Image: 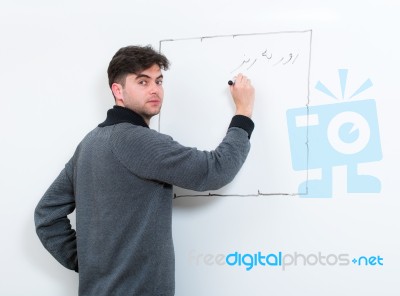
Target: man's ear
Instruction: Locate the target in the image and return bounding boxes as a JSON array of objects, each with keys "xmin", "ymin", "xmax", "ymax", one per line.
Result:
[{"xmin": 111, "ymin": 83, "xmax": 124, "ymax": 105}]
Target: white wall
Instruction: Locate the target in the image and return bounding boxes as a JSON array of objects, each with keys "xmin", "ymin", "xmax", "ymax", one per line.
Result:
[{"xmin": 1, "ymin": 1, "xmax": 399, "ymax": 295}]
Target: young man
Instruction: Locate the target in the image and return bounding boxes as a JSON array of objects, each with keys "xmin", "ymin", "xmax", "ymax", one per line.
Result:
[{"xmin": 34, "ymin": 45, "xmax": 255, "ymax": 295}]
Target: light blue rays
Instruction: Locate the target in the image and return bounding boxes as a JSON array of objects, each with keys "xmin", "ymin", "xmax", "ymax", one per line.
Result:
[
  {"xmin": 315, "ymin": 81, "xmax": 337, "ymax": 99},
  {"xmin": 315, "ymin": 69, "xmax": 373, "ymax": 100},
  {"xmin": 350, "ymin": 78, "xmax": 373, "ymax": 98},
  {"xmin": 339, "ymin": 69, "xmax": 348, "ymax": 98}
]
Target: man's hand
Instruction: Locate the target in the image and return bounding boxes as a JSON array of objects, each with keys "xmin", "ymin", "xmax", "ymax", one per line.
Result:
[{"xmin": 229, "ymin": 73, "xmax": 255, "ymax": 118}]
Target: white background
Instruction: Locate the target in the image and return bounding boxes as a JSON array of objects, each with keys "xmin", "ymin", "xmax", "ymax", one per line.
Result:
[{"xmin": 1, "ymin": 1, "xmax": 399, "ymax": 295}]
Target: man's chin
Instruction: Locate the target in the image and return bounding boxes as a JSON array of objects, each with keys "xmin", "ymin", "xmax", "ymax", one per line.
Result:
[{"xmin": 145, "ymin": 110, "xmax": 161, "ymax": 120}]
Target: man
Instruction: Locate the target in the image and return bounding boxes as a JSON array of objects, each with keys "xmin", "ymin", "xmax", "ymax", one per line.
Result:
[{"xmin": 34, "ymin": 45, "xmax": 255, "ymax": 295}]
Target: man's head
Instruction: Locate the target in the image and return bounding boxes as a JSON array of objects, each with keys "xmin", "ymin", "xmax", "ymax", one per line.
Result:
[
  {"xmin": 107, "ymin": 45, "xmax": 170, "ymax": 124},
  {"xmin": 108, "ymin": 45, "xmax": 169, "ymax": 89}
]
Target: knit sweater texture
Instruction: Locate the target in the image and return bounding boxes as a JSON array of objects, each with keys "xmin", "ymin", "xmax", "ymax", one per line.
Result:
[{"xmin": 34, "ymin": 106, "xmax": 254, "ymax": 296}]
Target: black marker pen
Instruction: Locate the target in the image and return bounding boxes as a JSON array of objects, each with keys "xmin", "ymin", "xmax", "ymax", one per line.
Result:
[{"xmin": 228, "ymin": 80, "xmax": 235, "ymax": 85}]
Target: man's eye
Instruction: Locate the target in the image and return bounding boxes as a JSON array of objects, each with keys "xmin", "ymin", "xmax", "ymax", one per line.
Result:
[
  {"xmin": 139, "ymin": 80, "xmax": 147, "ymax": 85},
  {"xmin": 156, "ymin": 80, "xmax": 163, "ymax": 85}
]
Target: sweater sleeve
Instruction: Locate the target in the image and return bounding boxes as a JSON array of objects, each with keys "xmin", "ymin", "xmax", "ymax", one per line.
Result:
[
  {"xmin": 111, "ymin": 118, "xmax": 253, "ymax": 191},
  {"xmin": 34, "ymin": 158, "xmax": 78, "ymax": 272}
]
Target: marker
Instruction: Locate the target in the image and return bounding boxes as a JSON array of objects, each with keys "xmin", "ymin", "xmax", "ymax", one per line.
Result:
[{"xmin": 228, "ymin": 80, "xmax": 235, "ymax": 85}]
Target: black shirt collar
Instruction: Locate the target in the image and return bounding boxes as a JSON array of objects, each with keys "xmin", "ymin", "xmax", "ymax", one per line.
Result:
[{"xmin": 98, "ymin": 105, "xmax": 149, "ymax": 128}]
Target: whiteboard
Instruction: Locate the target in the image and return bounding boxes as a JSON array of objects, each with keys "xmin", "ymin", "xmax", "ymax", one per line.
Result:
[{"xmin": 157, "ymin": 31, "xmax": 311, "ymax": 196}]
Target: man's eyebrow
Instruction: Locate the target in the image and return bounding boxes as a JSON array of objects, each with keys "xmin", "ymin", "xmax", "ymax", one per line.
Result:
[{"xmin": 135, "ymin": 74, "xmax": 164, "ymax": 80}]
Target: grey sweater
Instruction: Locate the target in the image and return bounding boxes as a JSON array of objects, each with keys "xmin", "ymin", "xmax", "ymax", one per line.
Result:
[{"xmin": 34, "ymin": 106, "xmax": 254, "ymax": 296}]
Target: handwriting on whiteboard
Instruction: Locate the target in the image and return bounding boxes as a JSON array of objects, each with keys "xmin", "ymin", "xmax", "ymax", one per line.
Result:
[{"xmin": 230, "ymin": 49, "xmax": 300, "ymax": 73}]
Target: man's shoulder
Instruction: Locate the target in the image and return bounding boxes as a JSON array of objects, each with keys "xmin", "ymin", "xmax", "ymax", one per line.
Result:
[
  {"xmin": 111, "ymin": 123, "xmax": 173, "ymax": 139},
  {"xmin": 108, "ymin": 123, "xmax": 173, "ymax": 150}
]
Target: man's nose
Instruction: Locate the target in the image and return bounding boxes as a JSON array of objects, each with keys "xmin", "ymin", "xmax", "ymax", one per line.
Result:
[{"xmin": 150, "ymin": 81, "xmax": 161, "ymax": 94}]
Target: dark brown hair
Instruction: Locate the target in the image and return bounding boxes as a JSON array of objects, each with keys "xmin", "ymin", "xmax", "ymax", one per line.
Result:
[{"xmin": 107, "ymin": 45, "xmax": 170, "ymax": 88}]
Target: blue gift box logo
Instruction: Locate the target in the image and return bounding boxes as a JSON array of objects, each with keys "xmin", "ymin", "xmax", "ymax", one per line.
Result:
[{"xmin": 286, "ymin": 69, "xmax": 382, "ymax": 198}]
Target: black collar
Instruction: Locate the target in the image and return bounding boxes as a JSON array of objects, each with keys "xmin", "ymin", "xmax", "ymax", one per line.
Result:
[{"xmin": 98, "ymin": 106, "xmax": 149, "ymax": 128}]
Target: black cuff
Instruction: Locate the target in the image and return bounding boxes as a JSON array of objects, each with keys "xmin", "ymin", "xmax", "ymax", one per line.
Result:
[{"xmin": 228, "ymin": 115, "xmax": 255, "ymax": 139}]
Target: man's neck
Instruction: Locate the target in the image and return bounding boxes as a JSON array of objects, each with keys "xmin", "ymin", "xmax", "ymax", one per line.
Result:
[{"xmin": 98, "ymin": 106, "xmax": 149, "ymax": 128}]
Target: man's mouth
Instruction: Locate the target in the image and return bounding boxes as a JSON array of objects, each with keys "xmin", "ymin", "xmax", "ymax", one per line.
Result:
[{"xmin": 148, "ymin": 97, "xmax": 161, "ymax": 104}]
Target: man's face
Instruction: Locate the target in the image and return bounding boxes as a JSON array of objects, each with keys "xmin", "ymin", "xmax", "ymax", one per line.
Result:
[{"xmin": 113, "ymin": 64, "xmax": 164, "ymax": 124}]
